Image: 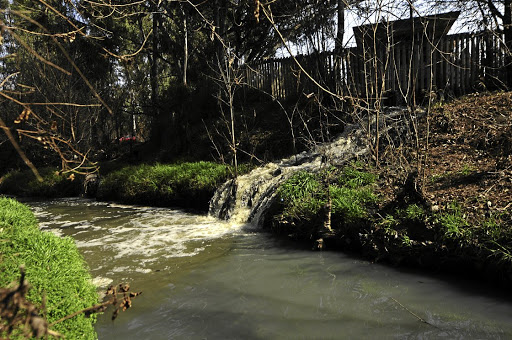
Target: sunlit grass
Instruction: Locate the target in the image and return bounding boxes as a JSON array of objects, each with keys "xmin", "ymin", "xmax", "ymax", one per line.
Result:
[
  {"xmin": 277, "ymin": 164, "xmax": 378, "ymax": 226},
  {"xmin": 0, "ymin": 198, "xmax": 98, "ymax": 339},
  {"xmin": 97, "ymin": 161, "xmax": 230, "ymax": 209}
]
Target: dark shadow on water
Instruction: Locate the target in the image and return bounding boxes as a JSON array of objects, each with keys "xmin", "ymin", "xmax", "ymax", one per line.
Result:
[{"xmin": 244, "ymin": 227, "xmax": 512, "ymax": 304}]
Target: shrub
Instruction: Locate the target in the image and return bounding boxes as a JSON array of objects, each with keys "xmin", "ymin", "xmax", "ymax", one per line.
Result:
[
  {"xmin": 0, "ymin": 168, "xmax": 81, "ymax": 197},
  {"xmin": 0, "ymin": 198, "xmax": 98, "ymax": 339}
]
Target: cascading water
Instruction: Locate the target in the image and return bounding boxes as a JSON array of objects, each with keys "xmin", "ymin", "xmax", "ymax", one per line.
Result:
[
  {"xmin": 209, "ymin": 108, "xmax": 418, "ymax": 226},
  {"xmin": 208, "ymin": 120, "xmax": 369, "ymax": 226}
]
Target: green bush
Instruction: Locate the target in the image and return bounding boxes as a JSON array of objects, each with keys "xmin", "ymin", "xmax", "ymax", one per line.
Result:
[
  {"xmin": 0, "ymin": 198, "xmax": 98, "ymax": 339},
  {"xmin": 97, "ymin": 162, "xmax": 230, "ymax": 209},
  {"xmin": 0, "ymin": 168, "xmax": 81, "ymax": 197}
]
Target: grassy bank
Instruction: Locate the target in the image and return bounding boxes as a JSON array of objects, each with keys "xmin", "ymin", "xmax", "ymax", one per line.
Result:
[
  {"xmin": 0, "ymin": 197, "xmax": 98, "ymax": 339},
  {"xmin": 271, "ymin": 165, "xmax": 378, "ymax": 240},
  {"xmin": 270, "ymin": 164, "xmax": 512, "ymax": 283},
  {"xmin": 268, "ymin": 91, "xmax": 512, "ymax": 284},
  {"xmin": 96, "ymin": 162, "xmax": 231, "ymax": 210},
  {"xmin": 0, "ymin": 162, "xmax": 233, "ymax": 211}
]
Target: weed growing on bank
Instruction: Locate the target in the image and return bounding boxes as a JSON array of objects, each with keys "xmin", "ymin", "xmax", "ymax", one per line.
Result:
[
  {"xmin": 97, "ymin": 162, "xmax": 231, "ymax": 210},
  {"xmin": 0, "ymin": 198, "xmax": 98, "ymax": 339},
  {"xmin": 272, "ymin": 160, "xmax": 512, "ymax": 282},
  {"xmin": 275, "ymin": 164, "xmax": 378, "ymax": 238}
]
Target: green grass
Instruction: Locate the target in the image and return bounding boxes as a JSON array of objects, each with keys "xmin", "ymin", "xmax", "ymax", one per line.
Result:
[
  {"xmin": 0, "ymin": 168, "xmax": 81, "ymax": 197},
  {"xmin": 97, "ymin": 161, "xmax": 230, "ymax": 209},
  {"xmin": 404, "ymin": 204, "xmax": 425, "ymax": 221},
  {"xmin": 277, "ymin": 165, "xmax": 378, "ymax": 227},
  {"xmin": 431, "ymin": 164, "xmax": 476, "ymax": 184},
  {"xmin": 337, "ymin": 165, "xmax": 377, "ymax": 188},
  {"xmin": 330, "ymin": 185, "xmax": 377, "ymax": 222},
  {"xmin": 437, "ymin": 201, "xmax": 469, "ymax": 239},
  {"xmin": 0, "ymin": 197, "xmax": 98, "ymax": 339},
  {"xmin": 278, "ymin": 171, "xmax": 325, "ymax": 219}
]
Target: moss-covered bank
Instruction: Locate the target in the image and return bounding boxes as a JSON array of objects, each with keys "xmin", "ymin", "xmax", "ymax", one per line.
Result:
[{"xmin": 0, "ymin": 197, "xmax": 98, "ymax": 339}]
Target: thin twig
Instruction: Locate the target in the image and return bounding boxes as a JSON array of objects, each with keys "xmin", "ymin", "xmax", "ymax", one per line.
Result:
[
  {"xmin": 0, "ymin": 118, "xmax": 42, "ymax": 181},
  {"xmin": 391, "ymin": 297, "xmax": 440, "ymax": 329}
]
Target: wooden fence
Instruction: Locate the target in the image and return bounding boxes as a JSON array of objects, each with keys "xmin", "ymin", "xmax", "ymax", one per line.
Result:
[{"xmin": 242, "ymin": 31, "xmax": 509, "ymax": 104}]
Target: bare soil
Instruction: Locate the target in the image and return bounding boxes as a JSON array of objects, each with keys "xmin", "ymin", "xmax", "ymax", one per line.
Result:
[
  {"xmin": 424, "ymin": 92, "xmax": 512, "ymax": 223},
  {"xmin": 376, "ymin": 91, "xmax": 512, "ymax": 227}
]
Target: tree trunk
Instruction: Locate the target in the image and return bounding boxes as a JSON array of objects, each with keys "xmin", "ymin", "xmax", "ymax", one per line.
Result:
[
  {"xmin": 151, "ymin": 11, "xmax": 158, "ymax": 118},
  {"xmin": 334, "ymin": 0, "xmax": 345, "ymax": 93},
  {"xmin": 149, "ymin": 8, "xmax": 165, "ymax": 150},
  {"xmin": 180, "ymin": 3, "xmax": 188, "ymax": 87},
  {"xmin": 504, "ymin": 0, "xmax": 512, "ymax": 88},
  {"xmin": 335, "ymin": 0, "xmax": 345, "ymax": 53}
]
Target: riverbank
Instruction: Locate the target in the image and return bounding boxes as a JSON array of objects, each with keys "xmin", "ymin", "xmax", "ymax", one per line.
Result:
[
  {"xmin": 1, "ymin": 92, "xmax": 511, "ymax": 286},
  {"xmin": 0, "ymin": 161, "xmax": 236, "ymax": 211},
  {"xmin": 267, "ymin": 92, "xmax": 512, "ymax": 284},
  {"xmin": 0, "ymin": 197, "xmax": 98, "ymax": 338}
]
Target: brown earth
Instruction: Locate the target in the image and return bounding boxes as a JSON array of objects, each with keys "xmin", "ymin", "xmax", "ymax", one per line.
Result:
[
  {"xmin": 377, "ymin": 91, "xmax": 512, "ymax": 227},
  {"xmin": 424, "ymin": 92, "xmax": 512, "ymax": 224}
]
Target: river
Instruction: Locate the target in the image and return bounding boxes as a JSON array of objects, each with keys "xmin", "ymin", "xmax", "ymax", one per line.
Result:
[{"xmin": 28, "ymin": 198, "xmax": 512, "ymax": 339}]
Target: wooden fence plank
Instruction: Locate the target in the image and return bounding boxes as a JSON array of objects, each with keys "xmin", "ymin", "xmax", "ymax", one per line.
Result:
[{"xmin": 241, "ymin": 30, "xmax": 506, "ymax": 104}]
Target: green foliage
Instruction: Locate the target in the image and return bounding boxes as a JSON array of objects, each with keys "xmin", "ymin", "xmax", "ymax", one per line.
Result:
[
  {"xmin": 459, "ymin": 164, "xmax": 475, "ymax": 176},
  {"xmin": 277, "ymin": 165, "xmax": 377, "ymax": 225},
  {"xmin": 0, "ymin": 198, "xmax": 98, "ymax": 339},
  {"xmin": 431, "ymin": 164, "xmax": 476, "ymax": 183},
  {"xmin": 379, "ymin": 214, "xmax": 399, "ymax": 229},
  {"xmin": 279, "ymin": 171, "xmax": 322, "ymax": 203},
  {"xmin": 337, "ymin": 165, "xmax": 377, "ymax": 188},
  {"xmin": 278, "ymin": 171, "xmax": 325, "ymax": 219},
  {"xmin": 438, "ymin": 202, "xmax": 469, "ymax": 239},
  {"xmin": 481, "ymin": 216, "xmax": 505, "ymax": 239},
  {"xmin": 0, "ymin": 168, "xmax": 81, "ymax": 197},
  {"xmin": 404, "ymin": 204, "xmax": 425, "ymax": 221},
  {"xmin": 97, "ymin": 162, "xmax": 230, "ymax": 209},
  {"xmin": 401, "ymin": 234, "xmax": 413, "ymax": 248},
  {"xmin": 330, "ymin": 186, "xmax": 377, "ymax": 222}
]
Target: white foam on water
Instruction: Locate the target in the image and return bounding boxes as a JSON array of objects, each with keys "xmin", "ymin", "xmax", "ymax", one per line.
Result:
[
  {"xmin": 91, "ymin": 276, "xmax": 113, "ymax": 288},
  {"xmin": 96, "ymin": 213, "xmax": 242, "ymax": 260},
  {"xmin": 28, "ymin": 199, "xmax": 247, "ymax": 274}
]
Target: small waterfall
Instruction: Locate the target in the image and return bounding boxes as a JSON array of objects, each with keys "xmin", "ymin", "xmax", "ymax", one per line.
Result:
[
  {"xmin": 209, "ymin": 108, "xmax": 415, "ymax": 226},
  {"xmin": 209, "ymin": 122, "xmax": 369, "ymax": 226}
]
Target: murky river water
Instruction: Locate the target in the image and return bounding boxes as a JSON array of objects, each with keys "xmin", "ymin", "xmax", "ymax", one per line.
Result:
[{"xmin": 28, "ymin": 198, "xmax": 512, "ymax": 339}]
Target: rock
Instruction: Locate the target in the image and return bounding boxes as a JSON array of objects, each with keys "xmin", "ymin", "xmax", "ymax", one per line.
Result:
[{"xmin": 84, "ymin": 174, "xmax": 100, "ymax": 198}]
